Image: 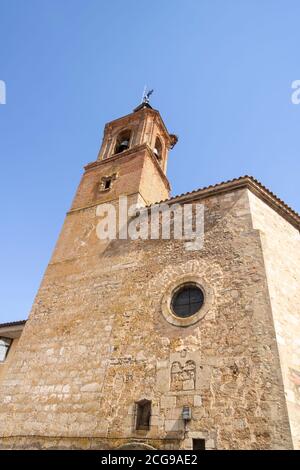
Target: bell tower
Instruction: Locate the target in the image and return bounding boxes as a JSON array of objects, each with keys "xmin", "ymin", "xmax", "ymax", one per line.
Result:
[{"xmin": 71, "ymin": 101, "xmax": 177, "ymax": 211}]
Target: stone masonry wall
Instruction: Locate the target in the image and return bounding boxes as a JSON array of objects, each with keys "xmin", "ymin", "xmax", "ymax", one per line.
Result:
[
  {"xmin": 249, "ymin": 191, "xmax": 300, "ymax": 449},
  {"xmin": 0, "ymin": 188, "xmax": 293, "ymax": 449}
]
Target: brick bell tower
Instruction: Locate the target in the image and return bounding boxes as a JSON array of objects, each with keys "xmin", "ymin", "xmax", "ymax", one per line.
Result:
[{"xmin": 71, "ymin": 100, "xmax": 178, "ymax": 212}]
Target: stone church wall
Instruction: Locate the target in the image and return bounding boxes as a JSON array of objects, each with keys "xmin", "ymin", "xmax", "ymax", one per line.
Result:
[
  {"xmin": 0, "ymin": 188, "xmax": 293, "ymax": 449},
  {"xmin": 249, "ymin": 191, "xmax": 300, "ymax": 449}
]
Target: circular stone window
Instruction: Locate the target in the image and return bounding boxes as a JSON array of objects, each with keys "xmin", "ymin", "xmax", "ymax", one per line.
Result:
[
  {"xmin": 161, "ymin": 274, "xmax": 213, "ymax": 327},
  {"xmin": 171, "ymin": 284, "xmax": 204, "ymax": 318}
]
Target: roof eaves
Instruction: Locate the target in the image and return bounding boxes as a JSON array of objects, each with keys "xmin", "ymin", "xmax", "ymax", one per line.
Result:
[
  {"xmin": 0, "ymin": 320, "xmax": 27, "ymax": 329},
  {"xmin": 147, "ymin": 176, "xmax": 300, "ymax": 230}
]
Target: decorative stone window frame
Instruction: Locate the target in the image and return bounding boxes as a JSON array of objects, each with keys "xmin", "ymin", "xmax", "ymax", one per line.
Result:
[
  {"xmin": 135, "ymin": 398, "xmax": 152, "ymax": 431},
  {"xmin": 161, "ymin": 274, "xmax": 213, "ymax": 327},
  {"xmin": 99, "ymin": 173, "xmax": 117, "ymax": 192}
]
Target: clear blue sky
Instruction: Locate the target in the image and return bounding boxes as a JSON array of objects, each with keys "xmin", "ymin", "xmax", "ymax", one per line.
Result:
[{"xmin": 0, "ymin": 0, "xmax": 300, "ymax": 323}]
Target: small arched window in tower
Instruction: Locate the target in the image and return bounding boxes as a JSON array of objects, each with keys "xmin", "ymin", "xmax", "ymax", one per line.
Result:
[
  {"xmin": 153, "ymin": 136, "xmax": 162, "ymax": 162},
  {"xmin": 115, "ymin": 129, "xmax": 132, "ymax": 154},
  {"xmin": 135, "ymin": 399, "xmax": 151, "ymax": 431}
]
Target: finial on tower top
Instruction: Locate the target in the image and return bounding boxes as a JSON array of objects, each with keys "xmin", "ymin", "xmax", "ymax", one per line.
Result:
[
  {"xmin": 142, "ymin": 87, "xmax": 154, "ymax": 104},
  {"xmin": 133, "ymin": 86, "xmax": 154, "ymax": 112}
]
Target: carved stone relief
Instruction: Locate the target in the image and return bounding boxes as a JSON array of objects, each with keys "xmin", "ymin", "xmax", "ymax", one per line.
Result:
[{"xmin": 170, "ymin": 360, "xmax": 196, "ymax": 391}]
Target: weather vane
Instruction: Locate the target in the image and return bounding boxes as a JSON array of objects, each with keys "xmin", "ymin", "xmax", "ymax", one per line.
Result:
[{"xmin": 142, "ymin": 86, "xmax": 154, "ymax": 104}]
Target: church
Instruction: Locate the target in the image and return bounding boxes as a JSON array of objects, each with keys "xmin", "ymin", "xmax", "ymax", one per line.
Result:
[{"xmin": 0, "ymin": 99, "xmax": 300, "ymax": 450}]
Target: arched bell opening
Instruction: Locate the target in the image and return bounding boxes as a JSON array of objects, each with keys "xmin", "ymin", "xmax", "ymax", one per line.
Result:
[
  {"xmin": 115, "ymin": 129, "xmax": 132, "ymax": 154},
  {"xmin": 153, "ymin": 136, "xmax": 163, "ymax": 162}
]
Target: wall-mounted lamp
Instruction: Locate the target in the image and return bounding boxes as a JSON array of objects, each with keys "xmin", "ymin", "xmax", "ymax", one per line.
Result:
[{"xmin": 182, "ymin": 405, "xmax": 192, "ymax": 421}]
